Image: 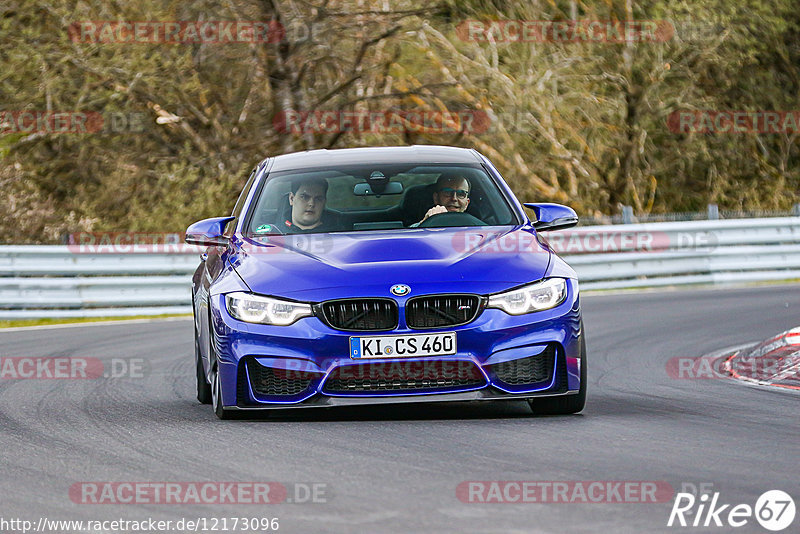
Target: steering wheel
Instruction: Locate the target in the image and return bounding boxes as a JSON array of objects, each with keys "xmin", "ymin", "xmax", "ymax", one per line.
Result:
[{"xmin": 418, "ymin": 211, "xmax": 485, "ymax": 228}]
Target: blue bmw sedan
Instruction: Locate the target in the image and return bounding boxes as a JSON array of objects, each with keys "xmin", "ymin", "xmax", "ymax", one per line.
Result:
[{"xmin": 186, "ymin": 145, "xmax": 585, "ymax": 419}]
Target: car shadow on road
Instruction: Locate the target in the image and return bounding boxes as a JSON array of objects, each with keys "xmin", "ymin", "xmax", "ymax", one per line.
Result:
[
  {"xmin": 209, "ymin": 400, "xmax": 588, "ymax": 423},
  {"xmin": 180, "ymin": 390, "xmax": 717, "ymax": 423}
]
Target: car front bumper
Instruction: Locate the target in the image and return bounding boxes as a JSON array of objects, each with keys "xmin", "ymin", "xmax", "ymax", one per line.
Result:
[{"xmin": 210, "ymin": 279, "xmax": 583, "ymax": 409}]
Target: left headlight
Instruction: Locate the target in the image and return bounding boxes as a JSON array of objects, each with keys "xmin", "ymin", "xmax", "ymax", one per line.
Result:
[
  {"xmin": 225, "ymin": 292, "xmax": 312, "ymax": 325},
  {"xmin": 487, "ymin": 278, "xmax": 568, "ymax": 315}
]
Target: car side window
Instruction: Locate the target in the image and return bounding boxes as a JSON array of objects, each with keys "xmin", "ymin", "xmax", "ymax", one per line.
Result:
[{"xmin": 224, "ymin": 168, "xmax": 258, "ymax": 236}]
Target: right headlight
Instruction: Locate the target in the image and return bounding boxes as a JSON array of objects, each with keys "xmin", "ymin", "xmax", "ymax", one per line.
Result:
[
  {"xmin": 225, "ymin": 292, "xmax": 312, "ymax": 326},
  {"xmin": 487, "ymin": 278, "xmax": 568, "ymax": 315}
]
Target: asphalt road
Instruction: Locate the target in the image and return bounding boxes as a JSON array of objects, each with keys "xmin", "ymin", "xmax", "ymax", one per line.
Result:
[{"xmin": 0, "ymin": 285, "xmax": 798, "ymax": 533}]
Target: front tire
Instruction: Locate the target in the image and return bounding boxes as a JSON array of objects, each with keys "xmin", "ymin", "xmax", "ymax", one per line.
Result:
[
  {"xmin": 529, "ymin": 324, "xmax": 587, "ymax": 415},
  {"xmin": 195, "ymin": 337, "xmax": 212, "ymax": 405},
  {"xmin": 211, "ymin": 365, "xmax": 233, "ymax": 420}
]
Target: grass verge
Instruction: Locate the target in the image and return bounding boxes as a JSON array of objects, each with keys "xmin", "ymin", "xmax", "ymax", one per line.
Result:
[{"xmin": 0, "ymin": 314, "xmax": 192, "ymax": 329}]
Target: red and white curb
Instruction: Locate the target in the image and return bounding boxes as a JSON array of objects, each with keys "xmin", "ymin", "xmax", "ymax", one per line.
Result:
[{"xmin": 723, "ymin": 327, "xmax": 800, "ymax": 391}]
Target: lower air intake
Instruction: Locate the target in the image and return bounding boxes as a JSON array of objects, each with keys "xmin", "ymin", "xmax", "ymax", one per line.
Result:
[
  {"xmin": 245, "ymin": 358, "xmax": 319, "ymax": 398},
  {"xmin": 323, "ymin": 360, "xmax": 486, "ymax": 394},
  {"xmin": 490, "ymin": 345, "xmax": 556, "ymax": 387}
]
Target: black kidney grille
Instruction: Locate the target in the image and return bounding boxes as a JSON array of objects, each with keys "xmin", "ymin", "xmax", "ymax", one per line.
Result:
[
  {"xmin": 491, "ymin": 346, "xmax": 556, "ymax": 386},
  {"xmin": 323, "ymin": 360, "xmax": 485, "ymax": 393},
  {"xmin": 246, "ymin": 358, "xmax": 319, "ymax": 397},
  {"xmin": 320, "ymin": 299, "xmax": 398, "ymax": 331},
  {"xmin": 406, "ymin": 294, "xmax": 482, "ymax": 329}
]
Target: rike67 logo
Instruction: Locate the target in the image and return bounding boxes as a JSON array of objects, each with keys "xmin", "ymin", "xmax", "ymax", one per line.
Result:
[{"xmin": 668, "ymin": 489, "xmax": 795, "ymax": 531}]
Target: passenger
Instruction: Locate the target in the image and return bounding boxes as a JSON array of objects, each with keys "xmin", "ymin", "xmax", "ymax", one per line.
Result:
[
  {"xmin": 411, "ymin": 174, "xmax": 471, "ymax": 227},
  {"xmin": 282, "ymin": 178, "xmax": 330, "ymax": 233}
]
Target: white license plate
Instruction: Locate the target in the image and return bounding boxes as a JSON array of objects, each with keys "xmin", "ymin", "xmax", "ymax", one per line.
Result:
[{"xmin": 349, "ymin": 332, "xmax": 457, "ymax": 359}]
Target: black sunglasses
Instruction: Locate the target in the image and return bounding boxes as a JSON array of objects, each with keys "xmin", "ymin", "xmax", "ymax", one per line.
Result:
[{"xmin": 437, "ymin": 187, "xmax": 469, "ymax": 199}]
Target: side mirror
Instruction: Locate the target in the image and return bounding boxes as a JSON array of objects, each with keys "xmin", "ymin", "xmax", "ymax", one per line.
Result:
[
  {"xmin": 185, "ymin": 216, "xmax": 236, "ymax": 246},
  {"xmin": 523, "ymin": 203, "xmax": 579, "ymax": 232}
]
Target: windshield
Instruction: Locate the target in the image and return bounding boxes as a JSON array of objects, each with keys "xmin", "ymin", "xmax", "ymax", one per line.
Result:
[{"xmin": 245, "ymin": 163, "xmax": 517, "ymax": 235}]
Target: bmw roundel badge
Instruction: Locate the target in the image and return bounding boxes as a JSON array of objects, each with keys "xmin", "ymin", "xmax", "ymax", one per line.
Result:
[{"xmin": 390, "ymin": 284, "xmax": 411, "ymax": 297}]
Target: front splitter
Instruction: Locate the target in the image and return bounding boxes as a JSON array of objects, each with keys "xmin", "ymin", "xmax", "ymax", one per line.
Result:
[{"xmin": 230, "ymin": 388, "xmax": 580, "ymax": 410}]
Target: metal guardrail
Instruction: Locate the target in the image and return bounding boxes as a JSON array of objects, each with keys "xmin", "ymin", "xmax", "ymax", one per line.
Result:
[
  {"xmin": 1, "ymin": 217, "xmax": 799, "ymax": 318},
  {"xmin": 0, "ymin": 246, "xmax": 199, "ymax": 318},
  {"xmin": 579, "ymin": 203, "xmax": 800, "ymax": 225},
  {"xmin": 555, "ymin": 217, "xmax": 800, "ymax": 290}
]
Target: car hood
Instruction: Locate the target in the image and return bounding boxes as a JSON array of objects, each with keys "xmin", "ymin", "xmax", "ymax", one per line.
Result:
[{"xmin": 231, "ymin": 227, "xmax": 554, "ymax": 301}]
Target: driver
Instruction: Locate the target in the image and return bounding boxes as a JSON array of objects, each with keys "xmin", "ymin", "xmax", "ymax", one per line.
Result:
[
  {"xmin": 411, "ymin": 174, "xmax": 471, "ymax": 227},
  {"xmin": 282, "ymin": 178, "xmax": 330, "ymax": 233}
]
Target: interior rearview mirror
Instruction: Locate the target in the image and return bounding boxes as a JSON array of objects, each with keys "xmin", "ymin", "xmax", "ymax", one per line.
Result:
[{"xmin": 353, "ymin": 182, "xmax": 404, "ymax": 196}]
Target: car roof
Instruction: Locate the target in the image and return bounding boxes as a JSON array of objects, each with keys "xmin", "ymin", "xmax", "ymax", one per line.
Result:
[{"xmin": 268, "ymin": 145, "xmax": 482, "ymax": 173}]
